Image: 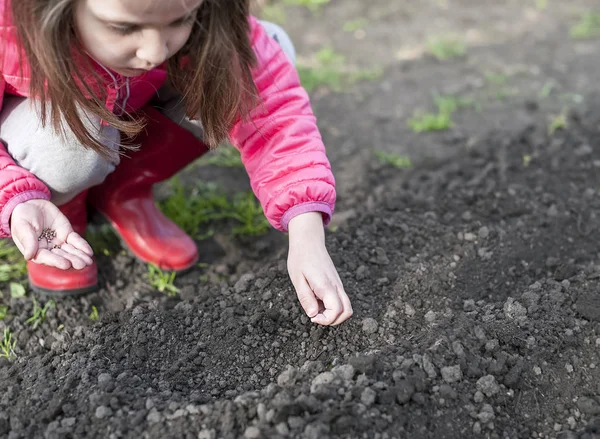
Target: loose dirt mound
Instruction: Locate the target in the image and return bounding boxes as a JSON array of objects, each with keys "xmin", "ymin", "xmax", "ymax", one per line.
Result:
[{"xmin": 2, "ymin": 107, "xmax": 600, "ymax": 438}]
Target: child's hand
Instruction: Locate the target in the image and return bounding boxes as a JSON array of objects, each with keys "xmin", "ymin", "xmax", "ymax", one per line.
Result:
[
  {"xmin": 287, "ymin": 212, "xmax": 353, "ymax": 326},
  {"xmin": 11, "ymin": 199, "xmax": 93, "ymax": 270}
]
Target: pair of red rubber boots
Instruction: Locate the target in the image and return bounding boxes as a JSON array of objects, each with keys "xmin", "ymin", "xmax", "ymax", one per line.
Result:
[{"xmin": 28, "ymin": 107, "xmax": 209, "ymax": 295}]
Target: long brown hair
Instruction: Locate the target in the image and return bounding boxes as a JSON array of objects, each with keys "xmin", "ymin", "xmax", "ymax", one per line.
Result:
[{"xmin": 8, "ymin": 0, "xmax": 258, "ymax": 157}]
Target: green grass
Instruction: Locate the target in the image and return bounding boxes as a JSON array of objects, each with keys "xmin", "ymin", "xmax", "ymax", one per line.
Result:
[
  {"xmin": 343, "ymin": 19, "xmax": 368, "ymax": 32},
  {"xmin": 89, "ymin": 306, "xmax": 99, "ymax": 322},
  {"xmin": 86, "ymin": 224, "xmax": 122, "ymax": 256},
  {"xmin": 10, "ymin": 282, "xmax": 26, "ymax": 298},
  {"xmin": 570, "ymin": 13, "xmax": 600, "ymax": 40},
  {"xmin": 374, "ymin": 151, "xmax": 413, "ymax": 169},
  {"xmin": 484, "ymin": 72, "xmax": 509, "ymax": 86},
  {"xmin": 408, "ymin": 94, "xmax": 473, "ymax": 132},
  {"xmin": 0, "ymin": 305, "xmax": 7, "ymax": 320},
  {"xmin": 298, "ymin": 47, "xmax": 382, "ymax": 92},
  {"xmin": 548, "ymin": 112, "xmax": 568, "ymax": 135},
  {"xmin": 283, "ymin": 0, "xmax": 329, "ymax": 12},
  {"xmin": 148, "ymin": 264, "xmax": 179, "ymax": 296},
  {"xmin": 0, "ymin": 240, "xmax": 27, "ymax": 283},
  {"xmin": 0, "ymin": 328, "xmax": 16, "ymax": 361},
  {"xmin": 197, "ymin": 144, "xmax": 243, "ymax": 168},
  {"xmin": 426, "ymin": 36, "xmax": 466, "ymax": 61},
  {"xmin": 160, "ymin": 178, "xmax": 270, "ymax": 239},
  {"xmin": 26, "ymin": 297, "xmax": 53, "ymax": 330},
  {"xmin": 260, "ymin": 4, "xmax": 287, "ymax": 24}
]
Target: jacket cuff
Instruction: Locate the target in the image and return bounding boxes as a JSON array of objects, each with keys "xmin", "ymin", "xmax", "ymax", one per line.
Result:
[
  {"xmin": 280, "ymin": 201, "xmax": 333, "ymax": 232},
  {"xmin": 0, "ymin": 190, "xmax": 51, "ymax": 237}
]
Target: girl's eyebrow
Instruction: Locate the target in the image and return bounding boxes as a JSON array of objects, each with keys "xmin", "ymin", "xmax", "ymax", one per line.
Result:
[{"xmin": 94, "ymin": 4, "xmax": 201, "ymax": 26}]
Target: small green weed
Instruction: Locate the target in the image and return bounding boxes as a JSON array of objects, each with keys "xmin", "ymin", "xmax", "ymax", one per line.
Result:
[
  {"xmin": 0, "ymin": 240, "xmax": 27, "ymax": 283},
  {"xmin": 26, "ymin": 297, "xmax": 54, "ymax": 330},
  {"xmin": 408, "ymin": 94, "xmax": 473, "ymax": 133},
  {"xmin": 0, "ymin": 305, "xmax": 7, "ymax": 320},
  {"xmin": 0, "ymin": 328, "xmax": 16, "ymax": 361},
  {"xmin": 283, "ymin": 0, "xmax": 329, "ymax": 13},
  {"xmin": 535, "ymin": 0, "xmax": 548, "ymax": 10},
  {"xmin": 298, "ymin": 47, "xmax": 382, "ymax": 92},
  {"xmin": 160, "ymin": 178, "xmax": 269, "ymax": 239},
  {"xmin": 86, "ymin": 224, "xmax": 122, "ymax": 256},
  {"xmin": 374, "ymin": 151, "xmax": 413, "ymax": 169},
  {"xmin": 89, "ymin": 306, "xmax": 99, "ymax": 322},
  {"xmin": 260, "ymin": 4, "xmax": 287, "ymax": 24},
  {"xmin": 229, "ymin": 192, "xmax": 271, "ymax": 236},
  {"xmin": 548, "ymin": 112, "xmax": 568, "ymax": 135},
  {"xmin": 343, "ymin": 19, "xmax": 368, "ymax": 32},
  {"xmin": 484, "ymin": 72, "xmax": 509, "ymax": 86},
  {"xmin": 10, "ymin": 282, "xmax": 26, "ymax": 299},
  {"xmin": 198, "ymin": 144, "xmax": 243, "ymax": 168},
  {"xmin": 523, "ymin": 154, "xmax": 533, "ymax": 167},
  {"xmin": 570, "ymin": 13, "xmax": 600, "ymax": 40},
  {"xmin": 148, "ymin": 264, "xmax": 179, "ymax": 296},
  {"xmin": 426, "ymin": 36, "xmax": 466, "ymax": 61},
  {"xmin": 539, "ymin": 80, "xmax": 557, "ymax": 98}
]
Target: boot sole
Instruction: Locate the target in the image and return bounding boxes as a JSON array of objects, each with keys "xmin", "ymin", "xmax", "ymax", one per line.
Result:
[{"xmin": 29, "ymin": 280, "xmax": 99, "ymax": 297}]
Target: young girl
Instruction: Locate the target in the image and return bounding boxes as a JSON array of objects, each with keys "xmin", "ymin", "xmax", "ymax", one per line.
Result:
[{"xmin": 0, "ymin": 0, "xmax": 353, "ymax": 326}]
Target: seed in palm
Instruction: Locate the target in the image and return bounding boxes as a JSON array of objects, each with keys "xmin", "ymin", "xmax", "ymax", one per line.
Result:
[{"xmin": 38, "ymin": 228, "xmax": 56, "ymax": 244}]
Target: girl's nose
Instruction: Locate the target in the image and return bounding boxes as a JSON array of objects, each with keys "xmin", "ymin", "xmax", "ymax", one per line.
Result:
[{"xmin": 136, "ymin": 30, "xmax": 169, "ymax": 68}]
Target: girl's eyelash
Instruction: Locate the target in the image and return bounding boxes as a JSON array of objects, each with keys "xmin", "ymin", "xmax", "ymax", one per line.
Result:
[
  {"xmin": 110, "ymin": 25, "xmax": 138, "ymax": 35},
  {"xmin": 110, "ymin": 14, "xmax": 195, "ymax": 35}
]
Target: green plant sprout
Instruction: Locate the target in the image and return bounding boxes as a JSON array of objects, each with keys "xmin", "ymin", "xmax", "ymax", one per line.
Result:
[
  {"xmin": 0, "ymin": 328, "xmax": 16, "ymax": 361},
  {"xmin": 374, "ymin": 151, "xmax": 413, "ymax": 169},
  {"xmin": 283, "ymin": 0, "xmax": 329, "ymax": 13},
  {"xmin": 548, "ymin": 112, "xmax": 568, "ymax": 135},
  {"xmin": 10, "ymin": 282, "xmax": 26, "ymax": 299},
  {"xmin": 426, "ymin": 36, "xmax": 466, "ymax": 60},
  {"xmin": 160, "ymin": 178, "xmax": 269, "ymax": 239},
  {"xmin": 408, "ymin": 94, "xmax": 473, "ymax": 132},
  {"xmin": 523, "ymin": 155, "xmax": 533, "ymax": 167},
  {"xmin": 148, "ymin": 264, "xmax": 179, "ymax": 296},
  {"xmin": 0, "ymin": 240, "xmax": 27, "ymax": 283},
  {"xmin": 570, "ymin": 13, "xmax": 600, "ymax": 40},
  {"xmin": 297, "ymin": 47, "xmax": 382, "ymax": 92},
  {"xmin": 343, "ymin": 19, "xmax": 368, "ymax": 32},
  {"xmin": 0, "ymin": 305, "xmax": 7, "ymax": 321},
  {"xmin": 26, "ymin": 297, "xmax": 54, "ymax": 329},
  {"xmin": 260, "ymin": 4, "xmax": 287, "ymax": 24},
  {"xmin": 89, "ymin": 306, "xmax": 99, "ymax": 322}
]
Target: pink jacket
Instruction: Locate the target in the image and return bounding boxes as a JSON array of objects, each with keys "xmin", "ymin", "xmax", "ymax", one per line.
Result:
[{"xmin": 0, "ymin": 7, "xmax": 335, "ymax": 237}]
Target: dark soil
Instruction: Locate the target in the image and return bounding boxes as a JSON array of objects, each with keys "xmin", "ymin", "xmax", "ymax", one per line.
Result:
[{"xmin": 2, "ymin": 1, "xmax": 600, "ymax": 438}]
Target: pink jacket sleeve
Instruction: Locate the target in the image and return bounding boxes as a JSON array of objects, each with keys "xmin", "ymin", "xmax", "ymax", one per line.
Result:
[
  {"xmin": 228, "ymin": 17, "xmax": 336, "ymax": 232},
  {"xmin": 0, "ymin": 77, "xmax": 52, "ymax": 238}
]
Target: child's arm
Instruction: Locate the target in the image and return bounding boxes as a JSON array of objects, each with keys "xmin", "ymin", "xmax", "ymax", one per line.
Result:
[
  {"xmin": 229, "ymin": 17, "xmax": 335, "ymax": 232},
  {"xmin": 0, "ymin": 80, "xmax": 93, "ymax": 268},
  {"xmin": 229, "ymin": 17, "xmax": 352, "ymax": 325}
]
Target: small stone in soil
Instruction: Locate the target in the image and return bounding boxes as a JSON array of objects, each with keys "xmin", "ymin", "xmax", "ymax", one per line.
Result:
[
  {"xmin": 362, "ymin": 318, "xmax": 379, "ymax": 334},
  {"xmin": 477, "ymin": 375, "xmax": 500, "ymax": 397},
  {"xmin": 441, "ymin": 365, "xmax": 463, "ymax": 384}
]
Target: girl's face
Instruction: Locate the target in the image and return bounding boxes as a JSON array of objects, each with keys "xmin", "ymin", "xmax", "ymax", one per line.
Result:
[{"xmin": 74, "ymin": 0, "xmax": 202, "ymax": 76}]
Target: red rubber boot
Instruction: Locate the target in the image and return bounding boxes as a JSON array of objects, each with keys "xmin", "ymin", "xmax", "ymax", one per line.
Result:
[
  {"xmin": 28, "ymin": 190, "xmax": 98, "ymax": 296},
  {"xmin": 88, "ymin": 106, "xmax": 209, "ymax": 271}
]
